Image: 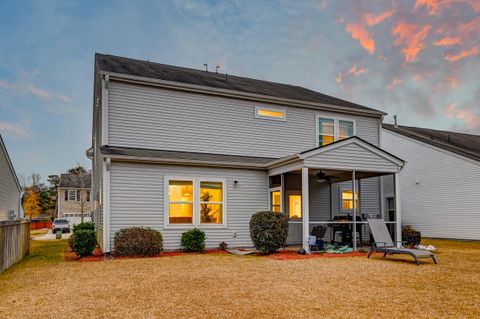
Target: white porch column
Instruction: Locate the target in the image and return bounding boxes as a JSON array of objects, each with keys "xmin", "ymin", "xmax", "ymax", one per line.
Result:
[
  {"xmin": 301, "ymin": 167, "xmax": 310, "ymax": 252},
  {"xmin": 394, "ymin": 172, "xmax": 402, "ymax": 247},
  {"xmin": 352, "ymin": 170, "xmax": 357, "ymax": 251}
]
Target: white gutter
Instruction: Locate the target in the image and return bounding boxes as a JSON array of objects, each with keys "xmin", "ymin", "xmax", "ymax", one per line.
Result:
[{"xmin": 100, "ymin": 71, "xmax": 386, "ymax": 118}]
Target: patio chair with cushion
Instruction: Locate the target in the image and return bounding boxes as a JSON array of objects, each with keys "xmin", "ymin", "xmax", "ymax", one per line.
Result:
[{"xmin": 367, "ymin": 219, "xmax": 437, "ymax": 266}]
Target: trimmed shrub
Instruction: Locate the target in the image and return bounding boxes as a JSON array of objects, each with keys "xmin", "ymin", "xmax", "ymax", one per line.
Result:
[
  {"xmin": 181, "ymin": 228, "xmax": 206, "ymax": 252},
  {"xmin": 249, "ymin": 211, "xmax": 289, "ymax": 254},
  {"xmin": 402, "ymin": 225, "xmax": 421, "ymax": 247},
  {"xmin": 114, "ymin": 227, "xmax": 163, "ymax": 256},
  {"xmin": 73, "ymin": 221, "xmax": 95, "ymax": 233},
  {"xmin": 71, "ymin": 230, "xmax": 97, "ymax": 257}
]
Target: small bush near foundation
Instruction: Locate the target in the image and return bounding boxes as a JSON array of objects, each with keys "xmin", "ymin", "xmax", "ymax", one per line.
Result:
[
  {"xmin": 250, "ymin": 211, "xmax": 289, "ymax": 254},
  {"xmin": 73, "ymin": 221, "xmax": 95, "ymax": 233},
  {"xmin": 71, "ymin": 230, "xmax": 97, "ymax": 257},
  {"xmin": 402, "ymin": 225, "xmax": 421, "ymax": 247},
  {"xmin": 219, "ymin": 241, "xmax": 228, "ymax": 250},
  {"xmin": 181, "ymin": 228, "xmax": 206, "ymax": 252},
  {"xmin": 114, "ymin": 227, "xmax": 163, "ymax": 256}
]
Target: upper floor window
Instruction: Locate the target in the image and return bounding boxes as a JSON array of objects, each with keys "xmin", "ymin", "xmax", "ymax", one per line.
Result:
[
  {"xmin": 255, "ymin": 106, "xmax": 286, "ymax": 121},
  {"xmin": 65, "ymin": 190, "xmax": 78, "ymax": 201},
  {"xmin": 317, "ymin": 115, "xmax": 355, "ymax": 147}
]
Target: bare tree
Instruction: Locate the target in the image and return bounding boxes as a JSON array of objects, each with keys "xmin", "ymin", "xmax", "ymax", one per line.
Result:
[{"xmin": 69, "ymin": 164, "xmax": 91, "ymax": 223}]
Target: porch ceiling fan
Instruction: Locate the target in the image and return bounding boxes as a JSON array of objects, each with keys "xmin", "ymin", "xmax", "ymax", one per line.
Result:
[{"xmin": 311, "ymin": 171, "xmax": 340, "ymax": 183}]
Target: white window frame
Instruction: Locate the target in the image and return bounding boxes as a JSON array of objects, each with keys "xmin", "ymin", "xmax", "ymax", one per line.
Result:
[
  {"xmin": 285, "ymin": 190, "xmax": 302, "ymax": 219},
  {"xmin": 255, "ymin": 106, "xmax": 286, "ymax": 121},
  {"xmin": 339, "ymin": 187, "xmax": 359, "ymax": 213},
  {"xmin": 164, "ymin": 176, "xmax": 227, "ymax": 229},
  {"xmin": 268, "ymin": 186, "xmax": 282, "ymax": 212},
  {"xmin": 67, "ymin": 190, "xmax": 77, "ymax": 201},
  {"xmin": 315, "ymin": 113, "xmax": 356, "ymax": 147}
]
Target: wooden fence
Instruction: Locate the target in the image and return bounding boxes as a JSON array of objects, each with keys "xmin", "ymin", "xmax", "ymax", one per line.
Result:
[{"xmin": 0, "ymin": 219, "xmax": 30, "ymax": 273}]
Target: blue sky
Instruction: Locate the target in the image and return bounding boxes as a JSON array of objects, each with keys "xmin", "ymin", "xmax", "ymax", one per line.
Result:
[{"xmin": 0, "ymin": 0, "xmax": 479, "ymax": 181}]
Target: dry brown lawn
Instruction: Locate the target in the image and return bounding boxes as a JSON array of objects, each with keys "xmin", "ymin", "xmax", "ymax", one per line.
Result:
[{"xmin": 1, "ymin": 239, "xmax": 479, "ymax": 319}]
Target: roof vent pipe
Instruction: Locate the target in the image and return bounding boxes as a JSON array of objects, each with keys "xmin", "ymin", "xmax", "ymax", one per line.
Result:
[
  {"xmin": 203, "ymin": 63, "xmax": 208, "ymax": 72},
  {"xmin": 393, "ymin": 115, "xmax": 398, "ymax": 128},
  {"xmin": 216, "ymin": 66, "xmax": 220, "ymax": 74}
]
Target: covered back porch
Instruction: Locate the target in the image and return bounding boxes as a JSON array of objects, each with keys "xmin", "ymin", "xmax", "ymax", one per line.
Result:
[{"xmin": 267, "ymin": 137, "xmax": 404, "ymax": 252}]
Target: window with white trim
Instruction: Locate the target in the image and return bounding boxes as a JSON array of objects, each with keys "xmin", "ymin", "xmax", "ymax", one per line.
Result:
[
  {"xmin": 67, "ymin": 190, "xmax": 77, "ymax": 201},
  {"xmin": 341, "ymin": 189, "xmax": 359, "ymax": 211},
  {"xmin": 317, "ymin": 115, "xmax": 355, "ymax": 146},
  {"xmin": 255, "ymin": 106, "xmax": 286, "ymax": 121},
  {"xmin": 166, "ymin": 178, "xmax": 226, "ymax": 227}
]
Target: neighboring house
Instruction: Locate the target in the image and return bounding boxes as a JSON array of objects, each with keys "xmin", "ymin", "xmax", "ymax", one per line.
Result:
[
  {"xmin": 382, "ymin": 124, "xmax": 480, "ymax": 241},
  {"xmin": 90, "ymin": 53, "xmax": 404, "ymax": 253},
  {"xmin": 57, "ymin": 173, "xmax": 92, "ymax": 225},
  {"xmin": 0, "ymin": 134, "xmax": 22, "ymax": 220}
]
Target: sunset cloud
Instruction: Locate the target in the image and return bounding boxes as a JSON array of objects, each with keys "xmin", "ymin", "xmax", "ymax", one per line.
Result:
[
  {"xmin": 444, "ymin": 46, "xmax": 478, "ymax": 62},
  {"xmin": 0, "ymin": 78, "xmax": 71, "ymax": 102},
  {"xmin": 433, "ymin": 37, "xmax": 461, "ymax": 46},
  {"xmin": 415, "ymin": 0, "xmax": 441, "ymax": 15},
  {"xmin": 392, "ymin": 21, "xmax": 431, "ymax": 62},
  {"xmin": 445, "ymin": 103, "xmax": 480, "ymax": 132},
  {"xmin": 0, "ymin": 121, "xmax": 31, "ymax": 139},
  {"xmin": 387, "ymin": 78, "xmax": 404, "ymax": 90},
  {"xmin": 345, "ymin": 23, "xmax": 375, "ymax": 54},
  {"xmin": 347, "ymin": 65, "xmax": 368, "ymax": 76},
  {"xmin": 365, "ymin": 9, "xmax": 394, "ymax": 26}
]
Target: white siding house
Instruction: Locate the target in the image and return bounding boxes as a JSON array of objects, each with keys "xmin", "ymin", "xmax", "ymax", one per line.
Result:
[
  {"xmin": 90, "ymin": 53, "xmax": 404, "ymax": 253},
  {"xmin": 0, "ymin": 134, "xmax": 22, "ymax": 220},
  {"xmin": 382, "ymin": 124, "xmax": 480, "ymax": 240}
]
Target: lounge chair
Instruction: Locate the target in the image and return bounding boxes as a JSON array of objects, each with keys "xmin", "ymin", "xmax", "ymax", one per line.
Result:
[{"xmin": 367, "ymin": 219, "xmax": 437, "ymax": 265}]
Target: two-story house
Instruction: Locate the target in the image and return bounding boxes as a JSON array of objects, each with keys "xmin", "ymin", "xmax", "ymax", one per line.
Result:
[
  {"xmin": 90, "ymin": 53, "xmax": 404, "ymax": 253},
  {"xmin": 0, "ymin": 133, "xmax": 22, "ymax": 220},
  {"xmin": 57, "ymin": 173, "xmax": 92, "ymax": 225}
]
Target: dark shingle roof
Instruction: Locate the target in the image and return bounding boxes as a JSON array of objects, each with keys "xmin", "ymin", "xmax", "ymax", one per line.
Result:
[
  {"xmin": 383, "ymin": 124, "xmax": 480, "ymax": 162},
  {"xmin": 58, "ymin": 173, "xmax": 91, "ymax": 188},
  {"xmin": 95, "ymin": 53, "xmax": 385, "ymax": 116},
  {"xmin": 101, "ymin": 146, "xmax": 275, "ymax": 169}
]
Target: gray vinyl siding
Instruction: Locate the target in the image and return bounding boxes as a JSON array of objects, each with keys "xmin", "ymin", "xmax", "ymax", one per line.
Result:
[
  {"xmin": 107, "ymin": 81, "xmax": 381, "ymax": 159},
  {"xmin": 304, "ymin": 143, "xmax": 399, "ymax": 172},
  {"xmin": 109, "ymin": 161, "xmax": 268, "ymax": 250},
  {"xmin": 0, "ymin": 138, "xmax": 21, "ymax": 220},
  {"xmin": 382, "ymin": 129, "xmax": 480, "ymax": 240}
]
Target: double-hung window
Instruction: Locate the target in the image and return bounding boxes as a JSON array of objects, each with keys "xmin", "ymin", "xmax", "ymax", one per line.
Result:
[
  {"xmin": 317, "ymin": 115, "xmax": 355, "ymax": 147},
  {"xmin": 341, "ymin": 189, "xmax": 359, "ymax": 211},
  {"xmin": 166, "ymin": 177, "xmax": 225, "ymax": 227},
  {"xmin": 67, "ymin": 190, "xmax": 77, "ymax": 201}
]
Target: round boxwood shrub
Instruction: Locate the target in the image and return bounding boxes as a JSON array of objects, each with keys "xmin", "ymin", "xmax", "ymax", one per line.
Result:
[
  {"xmin": 181, "ymin": 228, "xmax": 206, "ymax": 252},
  {"xmin": 114, "ymin": 227, "xmax": 163, "ymax": 256},
  {"xmin": 73, "ymin": 221, "xmax": 95, "ymax": 233},
  {"xmin": 249, "ymin": 211, "xmax": 289, "ymax": 254},
  {"xmin": 71, "ymin": 230, "xmax": 97, "ymax": 257},
  {"xmin": 402, "ymin": 225, "xmax": 421, "ymax": 247}
]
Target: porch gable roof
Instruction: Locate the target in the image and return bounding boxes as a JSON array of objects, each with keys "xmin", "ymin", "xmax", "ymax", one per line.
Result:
[{"xmin": 267, "ymin": 136, "xmax": 404, "ymax": 173}]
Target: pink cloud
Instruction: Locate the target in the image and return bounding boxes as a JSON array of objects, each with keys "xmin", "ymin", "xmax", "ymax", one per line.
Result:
[
  {"xmin": 345, "ymin": 23, "xmax": 375, "ymax": 54},
  {"xmin": 445, "ymin": 103, "xmax": 480, "ymax": 131},
  {"xmin": 433, "ymin": 37, "xmax": 461, "ymax": 46},
  {"xmin": 0, "ymin": 121, "xmax": 31, "ymax": 139},
  {"xmin": 347, "ymin": 65, "xmax": 368, "ymax": 76},
  {"xmin": 335, "ymin": 73, "xmax": 343, "ymax": 85},
  {"xmin": 444, "ymin": 46, "xmax": 478, "ymax": 62},
  {"xmin": 415, "ymin": 0, "xmax": 441, "ymax": 15},
  {"xmin": 415, "ymin": 0, "xmax": 480, "ymax": 15},
  {"xmin": 387, "ymin": 78, "xmax": 404, "ymax": 90},
  {"xmin": 365, "ymin": 9, "xmax": 394, "ymax": 26},
  {"xmin": 392, "ymin": 21, "xmax": 431, "ymax": 63}
]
